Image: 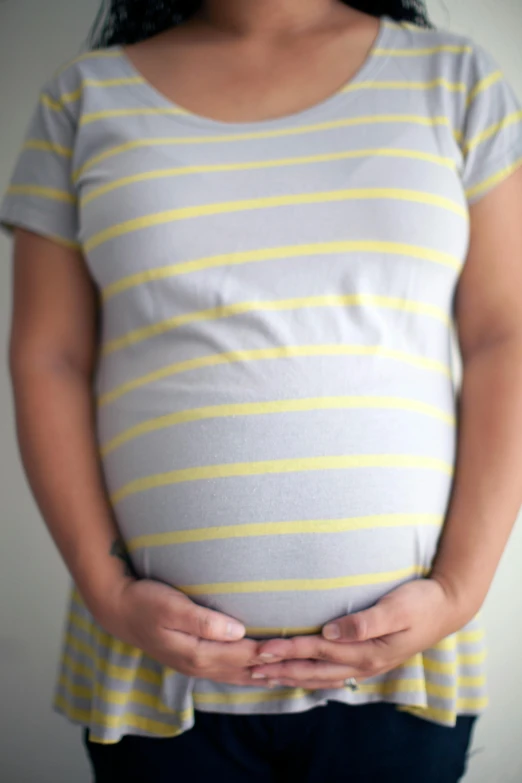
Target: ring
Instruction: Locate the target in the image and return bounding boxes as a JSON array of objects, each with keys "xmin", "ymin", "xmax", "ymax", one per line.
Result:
[{"xmin": 345, "ymin": 677, "xmax": 359, "ymax": 692}]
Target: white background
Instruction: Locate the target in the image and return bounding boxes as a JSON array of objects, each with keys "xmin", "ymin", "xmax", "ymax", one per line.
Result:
[{"xmin": 0, "ymin": 1, "xmax": 521, "ymax": 780}]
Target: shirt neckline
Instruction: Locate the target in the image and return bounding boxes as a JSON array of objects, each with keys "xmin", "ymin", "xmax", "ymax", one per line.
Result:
[{"xmin": 117, "ymin": 15, "xmax": 395, "ymax": 132}]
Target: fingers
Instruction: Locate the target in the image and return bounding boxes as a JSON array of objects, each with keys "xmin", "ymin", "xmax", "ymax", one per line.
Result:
[
  {"xmin": 257, "ymin": 636, "xmax": 359, "ymax": 664},
  {"xmin": 250, "ymin": 660, "xmax": 359, "ymax": 683},
  {"xmin": 322, "ymin": 599, "xmax": 410, "ymax": 643},
  {"xmin": 165, "ymin": 632, "xmax": 261, "ymax": 672},
  {"xmin": 163, "ymin": 593, "xmax": 246, "ymax": 642},
  {"xmin": 197, "ymin": 638, "xmax": 262, "ymax": 668},
  {"xmin": 273, "ymin": 680, "xmax": 346, "ymax": 691}
]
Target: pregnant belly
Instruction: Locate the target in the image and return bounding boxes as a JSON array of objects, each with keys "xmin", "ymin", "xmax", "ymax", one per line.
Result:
[{"xmin": 101, "ymin": 410, "xmax": 454, "ymax": 636}]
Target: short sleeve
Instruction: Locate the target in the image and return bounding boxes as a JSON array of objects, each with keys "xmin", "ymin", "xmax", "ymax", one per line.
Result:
[
  {"xmin": 462, "ymin": 43, "xmax": 522, "ymax": 204},
  {"xmin": 0, "ymin": 78, "xmax": 79, "ymax": 248}
]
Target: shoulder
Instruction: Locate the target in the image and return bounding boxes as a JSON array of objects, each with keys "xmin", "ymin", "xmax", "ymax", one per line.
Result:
[
  {"xmin": 385, "ymin": 18, "xmax": 470, "ymax": 49},
  {"xmin": 38, "ymin": 47, "xmax": 125, "ymax": 121},
  {"xmin": 383, "ymin": 19, "xmax": 509, "ymax": 113},
  {"xmin": 384, "ymin": 19, "xmax": 499, "ymax": 82}
]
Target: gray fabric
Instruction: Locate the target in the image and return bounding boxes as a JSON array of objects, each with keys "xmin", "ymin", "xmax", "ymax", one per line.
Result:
[{"xmin": 2, "ymin": 16, "xmax": 522, "ymax": 744}]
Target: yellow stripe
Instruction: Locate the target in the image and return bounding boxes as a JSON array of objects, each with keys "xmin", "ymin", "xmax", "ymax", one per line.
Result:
[
  {"xmin": 343, "ymin": 78, "xmax": 467, "ymax": 94},
  {"xmin": 374, "ymin": 45, "xmax": 473, "ymax": 56},
  {"xmin": 103, "ymin": 397, "xmax": 453, "ymax": 457},
  {"xmin": 399, "ymin": 22, "xmax": 430, "ymax": 32},
  {"xmin": 65, "ymin": 642, "xmax": 166, "ymax": 687},
  {"xmin": 361, "ymin": 678, "xmax": 484, "ymax": 699},
  {"xmin": 434, "ymin": 628, "xmax": 485, "ymax": 652},
  {"xmin": 400, "ymin": 699, "xmax": 488, "ymax": 724},
  {"xmin": 458, "ymin": 629, "xmax": 485, "ymax": 645},
  {"xmin": 22, "ymin": 139, "xmax": 72, "ymax": 158},
  {"xmin": 64, "ymin": 630, "xmax": 165, "ymax": 686},
  {"xmin": 111, "ymin": 455, "xmax": 453, "ymax": 506},
  {"xmin": 99, "ymin": 345, "xmax": 451, "ymax": 407},
  {"xmin": 83, "ymin": 148, "xmax": 456, "ymax": 207},
  {"xmin": 54, "ymin": 694, "xmax": 192, "ymax": 738},
  {"xmin": 59, "ymin": 673, "xmax": 177, "ymax": 713},
  {"xmin": 65, "ymin": 622, "xmax": 139, "ymax": 661},
  {"xmin": 40, "ymin": 93, "xmax": 63, "ymax": 112},
  {"xmin": 458, "ymin": 676, "xmax": 486, "ymax": 689},
  {"xmin": 54, "ymin": 49, "xmax": 123, "ymax": 78},
  {"xmin": 47, "ymin": 233, "xmax": 81, "ymax": 251},
  {"xmin": 188, "ymin": 676, "xmax": 483, "ymax": 706},
  {"xmin": 457, "ymin": 696, "xmax": 489, "ymax": 711},
  {"xmin": 60, "ymin": 77, "xmax": 145, "ymax": 104},
  {"xmin": 245, "ymin": 626, "xmax": 322, "ymax": 637},
  {"xmin": 466, "ymin": 70, "xmax": 503, "ymax": 107},
  {"xmin": 7, "ymin": 184, "xmax": 75, "ymax": 204},
  {"xmin": 62, "ymin": 652, "xmax": 93, "ymax": 681},
  {"xmin": 464, "ymin": 110, "xmax": 522, "ymax": 154},
  {"xmin": 81, "ymin": 107, "xmax": 187, "ymax": 125},
  {"xmin": 126, "ymin": 512, "xmax": 443, "ymax": 552},
  {"xmin": 459, "ymin": 651, "xmax": 488, "ymax": 666},
  {"xmin": 103, "ymin": 241, "xmax": 461, "ymax": 302},
  {"xmin": 62, "ymin": 649, "xmax": 163, "ymax": 688},
  {"xmin": 103, "ymin": 294, "xmax": 450, "ymax": 356},
  {"xmin": 58, "ymin": 653, "xmax": 485, "ymax": 711},
  {"xmin": 421, "ymin": 651, "xmax": 487, "ymax": 675},
  {"xmin": 64, "ymin": 631, "xmax": 111, "ymax": 664},
  {"xmin": 179, "ymin": 565, "xmax": 427, "ymax": 596},
  {"xmin": 86, "ymin": 189, "xmax": 466, "ymax": 253},
  {"xmin": 66, "ymin": 613, "xmax": 141, "ymax": 660},
  {"xmin": 465, "ymin": 154, "xmax": 522, "ymax": 200},
  {"xmin": 73, "ymin": 115, "xmax": 452, "ymax": 181},
  {"xmin": 1, "ymin": 224, "xmax": 81, "ymax": 251},
  {"xmin": 193, "ymin": 688, "xmax": 308, "ymax": 706}
]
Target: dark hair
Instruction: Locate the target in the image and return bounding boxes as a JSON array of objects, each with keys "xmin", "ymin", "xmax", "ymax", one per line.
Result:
[{"xmin": 90, "ymin": 1, "xmax": 432, "ymax": 49}]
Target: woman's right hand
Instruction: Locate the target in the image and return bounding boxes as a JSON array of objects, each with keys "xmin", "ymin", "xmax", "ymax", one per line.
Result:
[{"xmin": 93, "ymin": 577, "xmax": 271, "ymax": 686}]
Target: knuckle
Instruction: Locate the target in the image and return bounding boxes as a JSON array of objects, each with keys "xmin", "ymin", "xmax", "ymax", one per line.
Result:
[
  {"xmin": 287, "ymin": 664, "xmax": 303, "ymax": 679},
  {"xmin": 317, "ymin": 642, "xmax": 333, "ymax": 661},
  {"xmin": 187, "ymin": 647, "xmax": 209, "ymax": 673},
  {"xmin": 367, "ymin": 656, "xmax": 384, "ymax": 676},
  {"xmin": 350, "ymin": 616, "xmax": 368, "ymax": 642},
  {"xmin": 359, "ymin": 654, "xmax": 375, "ymax": 674},
  {"xmin": 196, "ymin": 612, "xmax": 216, "ymax": 640}
]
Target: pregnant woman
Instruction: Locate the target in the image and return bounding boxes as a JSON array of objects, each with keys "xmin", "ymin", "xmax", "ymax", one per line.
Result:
[{"xmin": 3, "ymin": 0, "xmax": 522, "ymax": 780}]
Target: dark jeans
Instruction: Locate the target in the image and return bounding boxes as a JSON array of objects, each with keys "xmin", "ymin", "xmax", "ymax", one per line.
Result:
[{"xmin": 83, "ymin": 702, "xmax": 477, "ymax": 783}]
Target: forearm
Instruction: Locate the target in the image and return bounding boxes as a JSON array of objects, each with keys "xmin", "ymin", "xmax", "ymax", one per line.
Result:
[
  {"xmin": 431, "ymin": 335, "xmax": 522, "ymax": 615},
  {"xmin": 11, "ymin": 361, "xmax": 134, "ymax": 617}
]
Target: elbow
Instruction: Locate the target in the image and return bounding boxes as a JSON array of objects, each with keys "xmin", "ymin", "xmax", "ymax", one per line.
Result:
[
  {"xmin": 8, "ymin": 338, "xmax": 95, "ymax": 387},
  {"xmin": 459, "ymin": 325, "xmax": 522, "ymax": 365}
]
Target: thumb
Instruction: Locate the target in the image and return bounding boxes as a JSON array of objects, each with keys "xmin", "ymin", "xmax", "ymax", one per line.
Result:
[
  {"xmin": 322, "ymin": 598, "xmax": 407, "ymax": 642},
  {"xmin": 159, "ymin": 584, "xmax": 247, "ymax": 642}
]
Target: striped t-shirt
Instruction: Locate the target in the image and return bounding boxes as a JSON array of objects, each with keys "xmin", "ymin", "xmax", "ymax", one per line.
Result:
[{"xmin": 2, "ymin": 16, "xmax": 522, "ymax": 745}]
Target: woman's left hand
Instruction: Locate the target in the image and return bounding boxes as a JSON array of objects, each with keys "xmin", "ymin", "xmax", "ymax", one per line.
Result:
[{"xmin": 250, "ymin": 578, "xmax": 475, "ymax": 690}]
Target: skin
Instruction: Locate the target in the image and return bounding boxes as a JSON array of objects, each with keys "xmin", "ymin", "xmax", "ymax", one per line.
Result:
[{"xmin": 9, "ymin": 0, "xmax": 522, "ymax": 692}]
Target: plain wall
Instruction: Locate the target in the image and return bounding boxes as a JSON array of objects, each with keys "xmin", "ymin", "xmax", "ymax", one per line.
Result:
[{"xmin": 0, "ymin": 1, "xmax": 521, "ymax": 781}]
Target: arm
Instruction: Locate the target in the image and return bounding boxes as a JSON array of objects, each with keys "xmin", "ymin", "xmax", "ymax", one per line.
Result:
[
  {"xmin": 9, "ymin": 229, "xmax": 128, "ymax": 613},
  {"xmin": 9, "ymin": 229, "xmax": 266, "ymax": 681},
  {"xmin": 251, "ymin": 167, "xmax": 522, "ymax": 687},
  {"xmin": 430, "ymin": 165, "xmax": 522, "ymax": 613}
]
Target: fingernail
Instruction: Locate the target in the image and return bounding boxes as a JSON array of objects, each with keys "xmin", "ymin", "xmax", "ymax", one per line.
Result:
[
  {"xmin": 259, "ymin": 653, "xmax": 275, "ymax": 661},
  {"xmin": 323, "ymin": 623, "xmax": 341, "ymax": 640},
  {"xmin": 226, "ymin": 622, "xmax": 245, "ymax": 640},
  {"xmin": 251, "ymin": 673, "xmax": 267, "ymax": 680},
  {"xmin": 268, "ymin": 680, "xmax": 281, "ymax": 688}
]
